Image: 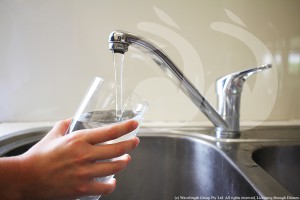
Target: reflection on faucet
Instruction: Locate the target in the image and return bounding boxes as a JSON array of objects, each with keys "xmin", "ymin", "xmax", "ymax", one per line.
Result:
[{"xmin": 108, "ymin": 30, "xmax": 271, "ymax": 138}]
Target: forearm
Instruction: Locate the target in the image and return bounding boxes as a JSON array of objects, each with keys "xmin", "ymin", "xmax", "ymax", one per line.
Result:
[{"xmin": 0, "ymin": 156, "xmax": 23, "ymax": 200}]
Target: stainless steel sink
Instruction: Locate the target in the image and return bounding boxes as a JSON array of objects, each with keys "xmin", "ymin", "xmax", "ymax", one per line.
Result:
[
  {"xmin": 253, "ymin": 145, "xmax": 300, "ymax": 196},
  {"xmin": 102, "ymin": 133, "xmax": 258, "ymax": 200},
  {"xmin": 0, "ymin": 127, "xmax": 260, "ymax": 199},
  {"xmin": 1, "ymin": 126, "xmax": 300, "ymax": 199}
]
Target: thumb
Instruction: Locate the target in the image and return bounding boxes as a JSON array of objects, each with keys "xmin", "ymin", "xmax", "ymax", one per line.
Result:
[{"xmin": 49, "ymin": 118, "xmax": 72, "ymax": 138}]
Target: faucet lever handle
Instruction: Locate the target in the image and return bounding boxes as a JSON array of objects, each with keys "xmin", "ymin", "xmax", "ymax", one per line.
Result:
[
  {"xmin": 215, "ymin": 64, "xmax": 271, "ymax": 136},
  {"xmin": 216, "ymin": 64, "xmax": 272, "ymax": 94}
]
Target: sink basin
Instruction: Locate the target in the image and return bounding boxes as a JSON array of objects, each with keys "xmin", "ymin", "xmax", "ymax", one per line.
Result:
[
  {"xmin": 103, "ymin": 134, "xmax": 258, "ymax": 200},
  {"xmin": 0, "ymin": 128, "xmax": 259, "ymax": 199},
  {"xmin": 253, "ymin": 145, "xmax": 300, "ymax": 196}
]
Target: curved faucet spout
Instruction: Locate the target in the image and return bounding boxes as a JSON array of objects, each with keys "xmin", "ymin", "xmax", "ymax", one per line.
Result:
[
  {"xmin": 109, "ymin": 30, "xmax": 228, "ymax": 129},
  {"xmin": 108, "ymin": 30, "xmax": 272, "ymax": 138}
]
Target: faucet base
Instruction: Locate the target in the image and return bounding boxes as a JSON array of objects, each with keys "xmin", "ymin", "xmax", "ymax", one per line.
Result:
[{"xmin": 215, "ymin": 127, "xmax": 240, "ymax": 139}]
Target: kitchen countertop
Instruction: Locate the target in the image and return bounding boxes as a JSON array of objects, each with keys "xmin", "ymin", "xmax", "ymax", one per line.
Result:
[
  {"xmin": 1, "ymin": 120, "xmax": 300, "ymax": 139},
  {"xmin": 0, "ymin": 121, "xmax": 212, "ymax": 136},
  {"xmin": 0, "ymin": 122, "xmax": 54, "ymax": 137}
]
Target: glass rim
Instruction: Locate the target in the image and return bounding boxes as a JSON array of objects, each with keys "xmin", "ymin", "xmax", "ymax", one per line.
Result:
[{"xmin": 92, "ymin": 76, "xmax": 149, "ymax": 107}]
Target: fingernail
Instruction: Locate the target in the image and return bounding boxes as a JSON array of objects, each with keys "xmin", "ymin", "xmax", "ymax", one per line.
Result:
[
  {"xmin": 135, "ymin": 137, "xmax": 140, "ymax": 147},
  {"xmin": 127, "ymin": 154, "xmax": 132, "ymax": 162}
]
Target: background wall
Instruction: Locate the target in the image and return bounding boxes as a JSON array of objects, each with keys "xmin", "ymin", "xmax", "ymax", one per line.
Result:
[{"xmin": 0, "ymin": 0, "xmax": 300, "ymax": 127}]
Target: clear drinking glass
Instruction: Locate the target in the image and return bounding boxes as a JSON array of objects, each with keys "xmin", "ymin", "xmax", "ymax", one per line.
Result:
[{"xmin": 66, "ymin": 77, "xmax": 148, "ymax": 200}]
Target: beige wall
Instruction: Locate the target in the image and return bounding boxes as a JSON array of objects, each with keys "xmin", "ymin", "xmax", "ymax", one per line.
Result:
[{"xmin": 0, "ymin": 0, "xmax": 300, "ymax": 127}]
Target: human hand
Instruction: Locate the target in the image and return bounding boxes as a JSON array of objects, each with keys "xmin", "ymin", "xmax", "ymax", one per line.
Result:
[{"xmin": 16, "ymin": 119, "xmax": 139, "ymax": 200}]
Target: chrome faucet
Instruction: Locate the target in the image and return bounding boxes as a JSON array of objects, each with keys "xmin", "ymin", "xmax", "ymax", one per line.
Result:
[{"xmin": 108, "ymin": 30, "xmax": 271, "ymax": 138}]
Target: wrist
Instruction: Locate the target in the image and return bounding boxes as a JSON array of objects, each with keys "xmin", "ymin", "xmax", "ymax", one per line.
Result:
[{"xmin": 0, "ymin": 156, "xmax": 23, "ymax": 200}]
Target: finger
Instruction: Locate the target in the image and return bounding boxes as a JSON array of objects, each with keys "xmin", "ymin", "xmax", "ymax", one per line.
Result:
[
  {"xmin": 45, "ymin": 118, "xmax": 72, "ymax": 139},
  {"xmin": 88, "ymin": 154, "xmax": 131, "ymax": 178},
  {"xmin": 88, "ymin": 178, "xmax": 117, "ymax": 196},
  {"xmin": 83, "ymin": 120, "xmax": 139, "ymax": 145},
  {"xmin": 100, "ymin": 178, "xmax": 117, "ymax": 196},
  {"xmin": 89, "ymin": 137, "xmax": 139, "ymax": 161}
]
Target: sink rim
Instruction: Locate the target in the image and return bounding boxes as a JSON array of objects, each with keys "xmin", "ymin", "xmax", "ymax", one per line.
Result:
[
  {"xmin": 251, "ymin": 144, "xmax": 300, "ymax": 197},
  {"xmin": 0, "ymin": 126, "xmax": 50, "ymax": 156}
]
